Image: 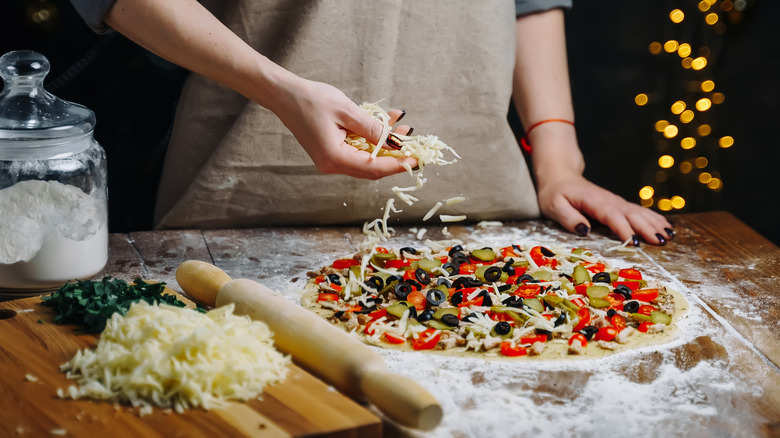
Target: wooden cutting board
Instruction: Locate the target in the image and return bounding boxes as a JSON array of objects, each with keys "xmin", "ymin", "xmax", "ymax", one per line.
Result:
[{"xmin": 0, "ymin": 294, "xmax": 382, "ymax": 437}]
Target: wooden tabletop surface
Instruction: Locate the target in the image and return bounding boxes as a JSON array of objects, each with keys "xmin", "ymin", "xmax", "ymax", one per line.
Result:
[{"xmin": 5, "ymin": 210, "xmax": 779, "ymax": 437}]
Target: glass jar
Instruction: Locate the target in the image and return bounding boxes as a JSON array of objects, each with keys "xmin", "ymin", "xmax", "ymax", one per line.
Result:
[{"xmin": 0, "ymin": 50, "xmax": 108, "ymax": 294}]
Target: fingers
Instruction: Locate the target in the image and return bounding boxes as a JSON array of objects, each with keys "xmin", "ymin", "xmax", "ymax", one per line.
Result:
[
  {"xmin": 540, "ymin": 180, "xmax": 675, "ymax": 246},
  {"xmin": 546, "ymin": 195, "xmax": 592, "ymax": 237},
  {"xmin": 322, "ymin": 145, "xmax": 417, "ymax": 179}
]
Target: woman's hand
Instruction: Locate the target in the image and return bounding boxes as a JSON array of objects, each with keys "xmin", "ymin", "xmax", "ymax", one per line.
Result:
[
  {"xmin": 535, "ymin": 171, "xmax": 675, "ymax": 246},
  {"xmin": 270, "ymin": 77, "xmax": 416, "ymax": 180}
]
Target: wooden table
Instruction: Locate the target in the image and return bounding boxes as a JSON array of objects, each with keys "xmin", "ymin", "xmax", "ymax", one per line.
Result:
[{"xmin": 3, "ymin": 211, "xmax": 780, "ymax": 437}]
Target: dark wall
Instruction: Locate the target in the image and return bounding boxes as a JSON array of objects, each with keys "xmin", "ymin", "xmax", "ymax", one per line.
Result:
[{"xmin": 2, "ymin": 0, "xmax": 778, "ymax": 245}]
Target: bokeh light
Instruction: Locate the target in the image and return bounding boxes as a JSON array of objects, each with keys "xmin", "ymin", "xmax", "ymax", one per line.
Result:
[
  {"xmin": 658, "ymin": 199, "xmax": 673, "ymax": 211},
  {"xmin": 680, "ymin": 110, "xmax": 695, "ymax": 123},
  {"xmin": 663, "ymin": 124, "xmax": 679, "ymax": 138},
  {"xmin": 681, "ymin": 137, "xmax": 696, "ymax": 149},
  {"xmin": 658, "ymin": 155, "xmax": 675, "ymax": 168},
  {"xmin": 671, "ymin": 101, "xmax": 686, "ymax": 114},
  {"xmin": 719, "ymin": 136, "xmax": 734, "ymax": 148},
  {"xmin": 670, "ymin": 9, "xmax": 685, "ymax": 23},
  {"xmin": 635, "ymin": 93, "xmax": 649, "ymax": 106},
  {"xmin": 701, "ymin": 80, "xmax": 715, "ymax": 92},
  {"xmin": 697, "ymin": 124, "xmax": 712, "ymax": 136},
  {"xmin": 696, "ymin": 98, "xmax": 712, "ymax": 111},
  {"xmin": 639, "ymin": 186, "xmax": 654, "ymax": 199},
  {"xmin": 671, "ymin": 196, "xmax": 686, "ymax": 209}
]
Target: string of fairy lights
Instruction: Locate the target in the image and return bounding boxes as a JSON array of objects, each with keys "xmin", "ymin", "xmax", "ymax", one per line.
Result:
[{"xmin": 633, "ymin": 0, "xmax": 749, "ymax": 212}]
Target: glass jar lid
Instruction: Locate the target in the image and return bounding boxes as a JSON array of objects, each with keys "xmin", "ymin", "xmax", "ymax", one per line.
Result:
[{"xmin": 0, "ymin": 50, "xmax": 96, "ymax": 159}]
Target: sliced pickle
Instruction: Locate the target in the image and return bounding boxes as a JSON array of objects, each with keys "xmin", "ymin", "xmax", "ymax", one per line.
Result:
[
  {"xmin": 586, "ymin": 285, "xmax": 610, "ymax": 300},
  {"xmin": 524, "ymin": 298, "xmax": 544, "ymax": 313},
  {"xmin": 650, "ymin": 311, "xmax": 672, "ymax": 325},
  {"xmin": 589, "ymin": 297, "xmax": 611, "ymax": 308},
  {"xmin": 530, "ymin": 270, "xmax": 552, "ymax": 282},
  {"xmin": 572, "ymin": 265, "xmax": 590, "ymax": 285},
  {"xmin": 471, "ymin": 248, "xmax": 496, "ymax": 262}
]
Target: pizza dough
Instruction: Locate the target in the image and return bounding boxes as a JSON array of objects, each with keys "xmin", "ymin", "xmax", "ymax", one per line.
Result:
[{"xmin": 302, "ymin": 243, "xmax": 688, "ymax": 360}]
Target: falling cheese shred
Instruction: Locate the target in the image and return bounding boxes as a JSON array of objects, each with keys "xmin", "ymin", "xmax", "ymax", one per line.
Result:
[
  {"xmin": 348, "ymin": 102, "xmax": 461, "ymax": 246},
  {"xmin": 57, "ymin": 301, "xmax": 290, "ymax": 415}
]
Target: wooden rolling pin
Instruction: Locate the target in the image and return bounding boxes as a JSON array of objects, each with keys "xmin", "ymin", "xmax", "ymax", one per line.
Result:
[{"xmin": 176, "ymin": 260, "xmax": 443, "ymax": 431}]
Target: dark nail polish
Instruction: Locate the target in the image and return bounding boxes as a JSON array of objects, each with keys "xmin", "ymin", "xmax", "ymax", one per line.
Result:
[
  {"xmin": 632, "ymin": 235, "xmax": 640, "ymax": 247},
  {"xmin": 412, "ymin": 165, "xmax": 420, "ymax": 171},
  {"xmin": 407, "ymin": 127, "xmax": 414, "ymax": 135},
  {"xmin": 655, "ymin": 233, "xmax": 667, "ymax": 245},
  {"xmin": 664, "ymin": 227, "xmax": 675, "ymax": 240},
  {"xmin": 397, "ymin": 110, "xmax": 406, "ymax": 122},
  {"xmin": 574, "ymin": 223, "xmax": 589, "ymax": 236}
]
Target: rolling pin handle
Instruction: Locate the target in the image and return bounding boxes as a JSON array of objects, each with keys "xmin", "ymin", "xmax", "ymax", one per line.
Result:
[
  {"xmin": 360, "ymin": 366, "xmax": 443, "ymax": 431},
  {"xmin": 176, "ymin": 260, "xmax": 232, "ymax": 307}
]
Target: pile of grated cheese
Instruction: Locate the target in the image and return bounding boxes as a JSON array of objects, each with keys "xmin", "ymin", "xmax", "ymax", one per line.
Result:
[
  {"xmin": 349, "ymin": 102, "xmax": 463, "ymax": 248},
  {"xmin": 57, "ymin": 301, "xmax": 290, "ymax": 415}
]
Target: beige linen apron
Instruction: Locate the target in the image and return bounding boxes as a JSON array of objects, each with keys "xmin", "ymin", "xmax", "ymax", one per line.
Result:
[{"xmin": 154, "ymin": 0, "xmax": 540, "ymax": 229}]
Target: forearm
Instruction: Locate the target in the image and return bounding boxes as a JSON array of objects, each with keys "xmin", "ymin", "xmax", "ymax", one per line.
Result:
[
  {"xmin": 512, "ymin": 8, "xmax": 583, "ymax": 180},
  {"xmin": 104, "ymin": 0, "xmax": 296, "ymax": 111}
]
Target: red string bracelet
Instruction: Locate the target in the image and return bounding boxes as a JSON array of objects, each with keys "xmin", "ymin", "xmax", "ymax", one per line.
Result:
[{"xmin": 520, "ymin": 119, "xmax": 575, "ymax": 154}]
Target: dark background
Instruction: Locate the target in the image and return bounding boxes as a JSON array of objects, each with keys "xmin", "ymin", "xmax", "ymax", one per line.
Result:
[{"xmin": 2, "ymin": 0, "xmax": 778, "ymax": 244}]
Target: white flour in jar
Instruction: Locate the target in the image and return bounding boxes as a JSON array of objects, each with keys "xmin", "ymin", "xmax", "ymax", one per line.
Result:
[{"xmin": 0, "ymin": 180, "xmax": 107, "ymax": 289}]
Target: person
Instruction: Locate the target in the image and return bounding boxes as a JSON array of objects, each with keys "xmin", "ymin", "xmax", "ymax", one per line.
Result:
[{"xmin": 68, "ymin": 0, "xmax": 674, "ymax": 245}]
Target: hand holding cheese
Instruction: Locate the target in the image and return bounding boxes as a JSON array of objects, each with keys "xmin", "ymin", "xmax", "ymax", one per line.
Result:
[{"xmin": 176, "ymin": 260, "xmax": 443, "ymax": 431}]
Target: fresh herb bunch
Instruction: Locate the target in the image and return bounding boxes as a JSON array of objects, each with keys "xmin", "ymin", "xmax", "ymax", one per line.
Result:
[{"xmin": 41, "ymin": 277, "xmax": 206, "ymax": 333}]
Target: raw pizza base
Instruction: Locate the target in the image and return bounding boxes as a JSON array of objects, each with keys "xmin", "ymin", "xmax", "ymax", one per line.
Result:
[{"xmin": 301, "ymin": 283, "xmax": 688, "ymax": 361}]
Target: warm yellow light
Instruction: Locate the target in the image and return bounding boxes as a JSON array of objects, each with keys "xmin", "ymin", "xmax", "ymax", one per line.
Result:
[
  {"xmin": 677, "ymin": 43, "xmax": 692, "ymax": 58},
  {"xmin": 655, "ymin": 120, "xmax": 670, "ymax": 132},
  {"xmin": 663, "ymin": 125, "xmax": 679, "ymax": 138},
  {"xmin": 712, "ymin": 92, "xmax": 725, "ymax": 104},
  {"xmin": 698, "ymin": 124, "xmax": 712, "ymax": 136},
  {"xmin": 698, "ymin": 0, "xmax": 711, "ymax": 11},
  {"xmin": 681, "ymin": 137, "xmax": 696, "ymax": 149},
  {"xmin": 705, "ymin": 13, "xmax": 719, "ymax": 25},
  {"xmin": 670, "ymin": 9, "xmax": 685, "ymax": 23},
  {"xmin": 701, "ymin": 80, "xmax": 715, "ymax": 92},
  {"xmin": 680, "ymin": 110, "xmax": 695, "ymax": 123},
  {"xmin": 671, "ymin": 196, "xmax": 686, "ymax": 209},
  {"xmin": 671, "ymin": 101, "xmax": 686, "ymax": 114},
  {"xmin": 649, "ymin": 41, "xmax": 663, "ymax": 55},
  {"xmin": 682, "ymin": 57, "xmax": 693, "ymax": 69},
  {"xmin": 708, "ymin": 178, "xmax": 722, "ymax": 190},
  {"xmin": 639, "ymin": 186, "xmax": 654, "ymax": 200},
  {"xmin": 695, "ymin": 157, "xmax": 709, "ymax": 168},
  {"xmin": 664, "ymin": 40, "xmax": 680, "ymax": 53},
  {"xmin": 635, "ymin": 93, "xmax": 649, "ymax": 106},
  {"xmin": 699, "ymin": 172, "xmax": 712, "ymax": 184},
  {"xmin": 658, "ymin": 155, "xmax": 675, "ymax": 168},
  {"xmin": 692, "ymin": 57, "xmax": 708, "ymax": 70},
  {"xmin": 680, "ymin": 161, "xmax": 693, "ymax": 174},
  {"xmin": 658, "ymin": 199, "xmax": 673, "ymax": 211},
  {"xmin": 719, "ymin": 136, "xmax": 735, "ymax": 148},
  {"xmin": 641, "ymin": 198, "xmax": 654, "ymax": 208},
  {"xmin": 696, "ymin": 98, "xmax": 712, "ymax": 111}
]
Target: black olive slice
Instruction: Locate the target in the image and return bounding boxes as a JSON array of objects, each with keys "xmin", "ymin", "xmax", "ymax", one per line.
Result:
[
  {"xmin": 407, "ymin": 306, "xmax": 418, "ymax": 319},
  {"xmin": 553, "ymin": 313, "xmax": 567, "ymax": 327},
  {"xmin": 416, "ymin": 308, "xmax": 435, "ymax": 323},
  {"xmin": 606, "ymin": 309, "xmax": 617, "ymax": 318},
  {"xmin": 436, "ymin": 278, "xmax": 453, "ymax": 288},
  {"xmin": 400, "ymin": 247, "xmax": 418, "ymax": 257},
  {"xmin": 450, "ymin": 255, "xmax": 469, "ymax": 266},
  {"xmin": 415, "ymin": 268, "xmax": 431, "ymax": 285},
  {"xmin": 493, "ymin": 321, "xmax": 512, "ymax": 336},
  {"xmin": 592, "ymin": 272, "xmax": 611, "ymax": 284},
  {"xmin": 462, "ymin": 312, "xmax": 480, "ymax": 323},
  {"xmin": 512, "ymin": 244, "xmax": 523, "ymax": 254},
  {"xmin": 386, "ymin": 274, "xmax": 403, "ymax": 285},
  {"xmin": 394, "ymin": 282, "xmax": 413, "ymax": 300},
  {"xmin": 448, "ymin": 245, "xmax": 464, "ymax": 256},
  {"xmin": 536, "ymin": 329, "xmax": 553, "ymax": 340},
  {"xmin": 426, "ymin": 289, "xmax": 447, "ymax": 306},
  {"xmin": 356, "ymin": 306, "xmax": 373, "ymax": 314},
  {"xmin": 517, "ymin": 274, "xmax": 535, "ymax": 283},
  {"xmin": 452, "ymin": 277, "xmax": 471, "ymax": 290},
  {"xmin": 405, "ymin": 279, "xmax": 422, "ymax": 291},
  {"xmin": 483, "ymin": 266, "xmax": 503, "ymax": 283},
  {"xmin": 478, "ymin": 290, "xmax": 493, "ymax": 307},
  {"xmin": 467, "ymin": 277, "xmax": 484, "ymax": 287},
  {"xmin": 440, "ymin": 313, "xmax": 460, "ymax": 327},
  {"xmin": 502, "ymin": 259, "xmax": 516, "ymax": 275},
  {"xmin": 579, "ymin": 325, "xmax": 599, "ymax": 340},
  {"xmin": 450, "ymin": 291, "xmax": 464, "ymax": 306},
  {"xmin": 334, "ymin": 311, "xmax": 345, "ymax": 319},
  {"xmin": 623, "ymin": 300, "xmax": 640, "ymax": 313},
  {"xmin": 365, "ymin": 275, "xmax": 384, "ymax": 290},
  {"xmin": 497, "ymin": 284, "xmax": 513, "ymax": 293},
  {"xmin": 502, "ymin": 296, "xmax": 523, "ymax": 308},
  {"xmin": 540, "ymin": 246, "xmax": 555, "ymax": 257},
  {"xmin": 441, "ymin": 262, "xmax": 459, "ymax": 276},
  {"xmin": 614, "ymin": 284, "xmax": 633, "ymax": 300},
  {"xmin": 327, "ymin": 273, "xmax": 341, "ymax": 285}
]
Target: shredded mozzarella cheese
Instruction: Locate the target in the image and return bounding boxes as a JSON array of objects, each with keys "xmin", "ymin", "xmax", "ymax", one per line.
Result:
[{"xmin": 58, "ymin": 302, "xmax": 290, "ymax": 414}]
